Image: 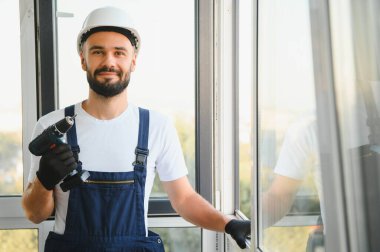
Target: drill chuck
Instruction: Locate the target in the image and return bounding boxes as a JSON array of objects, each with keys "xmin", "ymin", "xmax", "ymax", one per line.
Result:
[{"xmin": 55, "ymin": 116, "xmax": 76, "ymax": 134}]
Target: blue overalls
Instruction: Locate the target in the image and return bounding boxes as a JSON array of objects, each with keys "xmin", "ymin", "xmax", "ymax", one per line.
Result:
[{"xmin": 44, "ymin": 105, "xmax": 165, "ymax": 252}]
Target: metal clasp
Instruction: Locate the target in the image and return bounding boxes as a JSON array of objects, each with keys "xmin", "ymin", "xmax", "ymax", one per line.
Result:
[{"xmin": 133, "ymin": 147, "xmax": 149, "ymax": 165}]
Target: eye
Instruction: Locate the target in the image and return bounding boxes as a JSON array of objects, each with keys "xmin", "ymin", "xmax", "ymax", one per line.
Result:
[
  {"xmin": 91, "ymin": 50, "xmax": 103, "ymax": 55},
  {"xmin": 115, "ymin": 51, "xmax": 126, "ymax": 56}
]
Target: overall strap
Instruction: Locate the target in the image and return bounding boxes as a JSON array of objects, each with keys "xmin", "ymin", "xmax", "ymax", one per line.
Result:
[
  {"xmin": 133, "ymin": 107, "xmax": 150, "ymax": 236},
  {"xmin": 64, "ymin": 105, "xmax": 81, "ymax": 167},
  {"xmin": 134, "ymin": 108, "xmax": 150, "ymax": 171}
]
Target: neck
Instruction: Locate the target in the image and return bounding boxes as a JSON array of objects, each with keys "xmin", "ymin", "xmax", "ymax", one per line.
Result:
[{"xmin": 82, "ymin": 90, "xmax": 128, "ymax": 120}]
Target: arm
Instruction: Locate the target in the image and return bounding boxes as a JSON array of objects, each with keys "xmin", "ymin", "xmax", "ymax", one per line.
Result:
[
  {"xmin": 261, "ymin": 119, "xmax": 317, "ymax": 227},
  {"xmin": 22, "ymin": 179, "xmax": 54, "ymax": 224},
  {"xmin": 162, "ymin": 176, "xmax": 230, "ymax": 232},
  {"xmin": 163, "ymin": 176, "xmax": 251, "ymax": 248},
  {"xmin": 159, "ymin": 118, "xmax": 249, "ymax": 248},
  {"xmin": 22, "ymin": 144, "xmax": 76, "ymax": 223},
  {"xmin": 262, "ymin": 174, "xmax": 302, "ymax": 228}
]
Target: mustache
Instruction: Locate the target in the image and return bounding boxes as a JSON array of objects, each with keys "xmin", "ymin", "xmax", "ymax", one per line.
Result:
[{"xmin": 94, "ymin": 67, "xmax": 122, "ymax": 76}]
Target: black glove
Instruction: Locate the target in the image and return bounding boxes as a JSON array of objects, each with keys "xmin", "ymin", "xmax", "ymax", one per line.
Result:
[
  {"xmin": 36, "ymin": 144, "xmax": 77, "ymax": 190},
  {"xmin": 225, "ymin": 219, "xmax": 251, "ymax": 249}
]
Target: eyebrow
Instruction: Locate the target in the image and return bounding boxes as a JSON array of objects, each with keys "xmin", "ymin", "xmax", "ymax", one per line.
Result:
[
  {"xmin": 89, "ymin": 45, "xmax": 104, "ymax": 51},
  {"xmin": 89, "ymin": 45, "xmax": 128, "ymax": 51},
  {"xmin": 114, "ymin": 46, "xmax": 127, "ymax": 51}
]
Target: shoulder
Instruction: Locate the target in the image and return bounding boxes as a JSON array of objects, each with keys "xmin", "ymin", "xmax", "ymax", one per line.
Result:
[
  {"xmin": 133, "ymin": 106, "xmax": 177, "ymax": 145},
  {"xmin": 149, "ymin": 109, "xmax": 171, "ymax": 126},
  {"xmin": 149, "ymin": 110, "xmax": 175, "ymax": 139},
  {"xmin": 286, "ymin": 115, "xmax": 317, "ymax": 141},
  {"xmin": 132, "ymin": 105, "xmax": 172, "ymax": 129}
]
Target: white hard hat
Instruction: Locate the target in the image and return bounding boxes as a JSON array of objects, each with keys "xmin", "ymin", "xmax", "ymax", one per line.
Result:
[{"xmin": 77, "ymin": 6, "xmax": 141, "ymax": 54}]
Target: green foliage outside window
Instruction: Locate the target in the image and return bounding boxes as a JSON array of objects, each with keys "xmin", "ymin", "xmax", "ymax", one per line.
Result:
[
  {"xmin": 151, "ymin": 227, "xmax": 201, "ymax": 252},
  {"xmin": 0, "ymin": 132, "xmax": 23, "ymax": 195},
  {"xmin": 0, "ymin": 229, "xmax": 38, "ymax": 252}
]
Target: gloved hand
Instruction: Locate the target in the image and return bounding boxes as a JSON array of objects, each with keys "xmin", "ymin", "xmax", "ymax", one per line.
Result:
[
  {"xmin": 36, "ymin": 144, "xmax": 77, "ymax": 190},
  {"xmin": 225, "ymin": 219, "xmax": 251, "ymax": 249}
]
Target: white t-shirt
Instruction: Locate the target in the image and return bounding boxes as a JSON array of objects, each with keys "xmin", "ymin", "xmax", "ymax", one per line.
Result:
[
  {"xmin": 273, "ymin": 116, "xmax": 324, "ymax": 217},
  {"xmin": 27, "ymin": 102, "xmax": 188, "ymax": 234},
  {"xmin": 274, "ymin": 116, "xmax": 319, "ymax": 181}
]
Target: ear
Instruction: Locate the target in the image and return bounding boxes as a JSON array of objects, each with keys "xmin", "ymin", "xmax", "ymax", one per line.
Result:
[
  {"xmin": 130, "ymin": 53, "xmax": 137, "ymax": 72},
  {"xmin": 80, "ymin": 53, "xmax": 87, "ymax": 71}
]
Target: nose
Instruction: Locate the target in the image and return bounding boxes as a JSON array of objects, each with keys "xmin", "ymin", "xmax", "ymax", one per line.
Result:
[{"xmin": 101, "ymin": 52, "xmax": 117, "ymax": 69}]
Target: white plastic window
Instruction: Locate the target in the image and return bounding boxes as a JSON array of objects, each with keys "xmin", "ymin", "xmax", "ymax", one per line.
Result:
[{"xmin": 257, "ymin": 0, "xmax": 324, "ymax": 251}]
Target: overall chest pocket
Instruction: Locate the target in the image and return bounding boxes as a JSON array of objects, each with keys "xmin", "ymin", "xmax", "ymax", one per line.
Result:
[{"xmin": 71, "ymin": 175, "xmax": 140, "ymax": 236}]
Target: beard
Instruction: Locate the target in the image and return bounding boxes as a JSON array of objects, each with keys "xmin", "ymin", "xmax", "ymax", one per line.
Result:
[{"xmin": 87, "ymin": 66, "xmax": 131, "ymax": 98}]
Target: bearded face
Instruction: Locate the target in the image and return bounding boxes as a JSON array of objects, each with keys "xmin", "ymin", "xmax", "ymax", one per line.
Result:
[
  {"xmin": 80, "ymin": 31, "xmax": 137, "ymax": 98},
  {"xmin": 86, "ymin": 66, "xmax": 131, "ymax": 98}
]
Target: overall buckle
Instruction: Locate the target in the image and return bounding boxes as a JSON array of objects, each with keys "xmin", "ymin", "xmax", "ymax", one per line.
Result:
[{"xmin": 133, "ymin": 148, "xmax": 149, "ymax": 166}]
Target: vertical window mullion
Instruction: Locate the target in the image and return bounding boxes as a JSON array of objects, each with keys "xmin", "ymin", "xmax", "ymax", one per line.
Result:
[
  {"xmin": 35, "ymin": 0, "xmax": 58, "ymax": 117},
  {"xmin": 251, "ymin": 0, "xmax": 259, "ymax": 249}
]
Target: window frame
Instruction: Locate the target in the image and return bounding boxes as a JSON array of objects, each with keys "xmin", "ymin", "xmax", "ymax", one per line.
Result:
[
  {"xmin": 213, "ymin": 0, "xmax": 255, "ymax": 250},
  {"xmin": 251, "ymin": 0, "xmax": 342, "ymax": 251},
  {"xmin": 35, "ymin": 0, "xmax": 58, "ymax": 116}
]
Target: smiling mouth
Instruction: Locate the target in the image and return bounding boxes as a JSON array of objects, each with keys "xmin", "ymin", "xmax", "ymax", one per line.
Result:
[
  {"xmin": 94, "ymin": 67, "xmax": 121, "ymax": 77},
  {"xmin": 98, "ymin": 72, "xmax": 118, "ymax": 76},
  {"xmin": 96, "ymin": 72, "xmax": 121, "ymax": 80}
]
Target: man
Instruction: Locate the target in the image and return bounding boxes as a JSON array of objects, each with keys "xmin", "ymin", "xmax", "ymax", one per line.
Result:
[
  {"xmin": 262, "ymin": 116, "xmax": 322, "ymax": 228},
  {"xmin": 22, "ymin": 6, "xmax": 250, "ymax": 251},
  {"xmin": 261, "ymin": 116, "xmax": 324, "ymax": 252}
]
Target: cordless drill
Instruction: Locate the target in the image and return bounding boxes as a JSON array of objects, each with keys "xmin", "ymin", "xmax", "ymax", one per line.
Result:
[{"xmin": 29, "ymin": 116, "xmax": 90, "ymax": 191}]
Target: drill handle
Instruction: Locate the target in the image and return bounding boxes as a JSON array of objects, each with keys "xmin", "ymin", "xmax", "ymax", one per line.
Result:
[{"xmin": 28, "ymin": 127, "xmax": 65, "ymax": 156}]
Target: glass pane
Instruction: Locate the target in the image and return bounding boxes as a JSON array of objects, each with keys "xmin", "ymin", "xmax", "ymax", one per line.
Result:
[
  {"xmin": 150, "ymin": 227, "xmax": 201, "ymax": 252},
  {"xmin": 238, "ymin": 0, "xmax": 254, "ymax": 218},
  {"xmin": 56, "ymin": 0, "xmax": 195, "ymax": 197},
  {"xmin": 258, "ymin": 0, "xmax": 324, "ymax": 251},
  {"xmin": 0, "ymin": 229, "xmax": 38, "ymax": 252},
  {"xmin": 330, "ymin": 0, "xmax": 380, "ymax": 249},
  {"xmin": 0, "ymin": 0, "xmax": 23, "ymax": 195}
]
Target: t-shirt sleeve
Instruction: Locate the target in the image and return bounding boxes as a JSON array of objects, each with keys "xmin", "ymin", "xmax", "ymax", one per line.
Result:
[
  {"xmin": 155, "ymin": 117, "xmax": 188, "ymax": 181},
  {"xmin": 27, "ymin": 121, "xmax": 44, "ymax": 183},
  {"xmin": 274, "ymin": 121, "xmax": 317, "ymax": 180}
]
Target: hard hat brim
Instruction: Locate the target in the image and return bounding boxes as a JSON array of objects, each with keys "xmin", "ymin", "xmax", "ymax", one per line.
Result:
[{"xmin": 78, "ymin": 26, "xmax": 140, "ymax": 53}]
